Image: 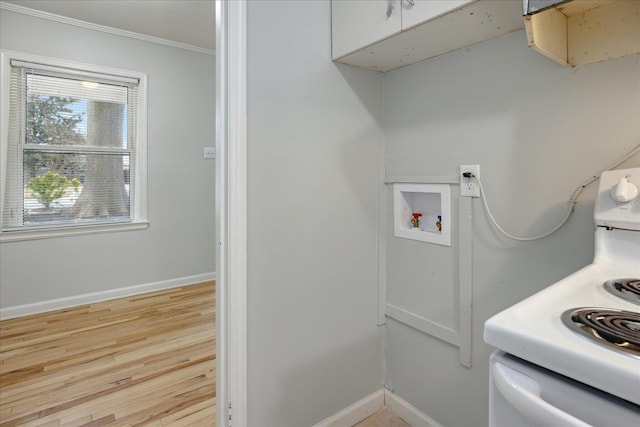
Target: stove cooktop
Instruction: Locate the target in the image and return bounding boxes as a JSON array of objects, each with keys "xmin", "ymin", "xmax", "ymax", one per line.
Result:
[
  {"xmin": 484, "ymin": 250, "xmax": 640, "ymax": 406},
  {"xmin": 604, "ymin": 278, "xmax": 640, "ymax": 305},
  {"xmin": 562, "ymin": 306, "xmax": 640, "ymax": 356},
  {"xmin": 561, "ymin": 279, "xmax": 640, "ymax": 357}
]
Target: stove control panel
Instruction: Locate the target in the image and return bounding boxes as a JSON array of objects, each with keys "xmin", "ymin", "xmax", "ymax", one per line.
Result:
[
  {"xmin": 595, "ymin": 167, "xmax": 640, "ymax": 231},
  {"xmin": 611, "ymin": 176, "xmax": 639, "ymax": 203}
]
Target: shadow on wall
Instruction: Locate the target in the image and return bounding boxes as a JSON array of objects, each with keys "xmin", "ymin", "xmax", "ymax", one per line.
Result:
[
  {"xmin": 380, "ymin": 28, "xmax": 640, "ymax": 427},
  {"xmin": 254, "ymin": 330, "xmax": 383, "ymax": 427},
  {"xmin": 383, "ymin": 30, "xmax": 640, "ymax": 315},
  {"xmin": 334, "ymin": 63, "xmax": 384, "ymax": 230}
]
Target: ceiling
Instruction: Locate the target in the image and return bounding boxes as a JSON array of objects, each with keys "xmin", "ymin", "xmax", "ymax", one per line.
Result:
[{"xmin": 2, "ymin": 0, "xmax": 216, "ymax": 51}]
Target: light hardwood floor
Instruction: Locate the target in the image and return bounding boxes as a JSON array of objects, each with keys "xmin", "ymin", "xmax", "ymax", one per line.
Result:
[
  {"xmin": 354, "ymin": 409, "xmax": 410, "ymax": 427},
  {"xmin": 0, "ymin": 281, "xmax": 216, "ymax": 427}
]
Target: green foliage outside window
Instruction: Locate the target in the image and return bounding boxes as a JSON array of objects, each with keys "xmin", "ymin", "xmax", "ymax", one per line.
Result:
[{"xmin": 27, "ymin": 172, "xmax": 81, "ymax": 209}]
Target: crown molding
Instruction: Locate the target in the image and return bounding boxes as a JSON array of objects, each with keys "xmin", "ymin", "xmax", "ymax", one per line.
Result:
[{"xmin": 0, "ymin": 1, "xmax": 216, "ymax": 56}]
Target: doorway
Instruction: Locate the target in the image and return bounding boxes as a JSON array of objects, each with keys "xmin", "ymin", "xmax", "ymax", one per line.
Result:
[{"xmin": 215, "ymin": 1, "xmax": 248, "ymax": 426}]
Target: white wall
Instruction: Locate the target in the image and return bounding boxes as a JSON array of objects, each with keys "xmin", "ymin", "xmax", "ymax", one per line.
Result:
[
  {"xmin": 5, "ymin": 3, "xmax": 638, "ymax": 426},
  {"xmin": 246, "ymin": 1, "xmax": 385, "ymax": 425},
  {"xmin": 0, "ymin": 10, "xmax": 216, "ymax": 309},
  {"xmin": 383, "ymin": 30, "xmax": 639, "ymax": 426}
]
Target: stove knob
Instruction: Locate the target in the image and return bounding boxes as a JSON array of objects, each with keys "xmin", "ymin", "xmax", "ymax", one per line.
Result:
[{"xmin": 611, "ymin": 177, "xmax": 639, "ymax": 203}]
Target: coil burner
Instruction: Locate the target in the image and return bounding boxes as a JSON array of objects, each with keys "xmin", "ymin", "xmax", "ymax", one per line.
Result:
[
  {"xmin": 604, "ymin": 278, "xmax": 640, "ymax": 305},
  {"xmin": 562, "ymin": 308, "xmax": 640, "ymax": 356}
]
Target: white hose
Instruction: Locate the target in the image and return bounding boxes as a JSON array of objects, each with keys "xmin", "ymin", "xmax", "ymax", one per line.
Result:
[{"xmin": 476, "ymin": 144, "xmax": 640, "ymax": 242}]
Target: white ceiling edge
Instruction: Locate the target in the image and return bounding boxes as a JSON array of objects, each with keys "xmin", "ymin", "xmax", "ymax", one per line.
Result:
[{"xmin": 0, "ymin": 1, "xmax": 216, "ymax": 56}]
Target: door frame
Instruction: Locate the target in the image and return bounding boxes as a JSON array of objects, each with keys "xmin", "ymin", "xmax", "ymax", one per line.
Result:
[{"xmin": 215, "ymin": 0, "xmax": 248, "ymax": 426}]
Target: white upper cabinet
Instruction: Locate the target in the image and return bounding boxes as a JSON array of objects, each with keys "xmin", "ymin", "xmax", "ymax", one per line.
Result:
[
  {"xmin": 401, "ymin": 0, "xmax": 474, "ymax": 30},
  {"xmin": 331, "ymin": 0, "xmax": 524, "ymax": 72},
  {"xmin": 331, "ymin": 0, "xmax": 475, "ymax": 60},
  {"xmin": 332, "ymin": 0, "xmax": 402, "ymax": 59}
]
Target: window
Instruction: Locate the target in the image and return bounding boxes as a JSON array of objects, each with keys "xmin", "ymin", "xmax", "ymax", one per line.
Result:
[{"xmin": 1, "ymin": 51, "xmax": 147, "ymax": 241}]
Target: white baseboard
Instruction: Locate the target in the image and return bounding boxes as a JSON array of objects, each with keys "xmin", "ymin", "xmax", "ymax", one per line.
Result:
[
  {"xmin": 0, "ymin": 272, "xmax": 216, "ymax": 321},
  {"xmin": 312, "ymin": 387, "xmax": 444, "ymax": 427},
  {"xmin": 384, "ymin": 388, "xmax": 444, "ymax": 427},
  {"xmin": 314, "ymin": 390, "xmax": 384, "ymax": 427},
  {"xmin": 313, "ymin": 388, "xmax": 442, "ymax": 427}
]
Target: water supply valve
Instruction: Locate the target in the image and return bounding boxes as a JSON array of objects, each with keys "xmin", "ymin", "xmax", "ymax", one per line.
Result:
[{"xmin": 411, "ymin": 212, "xmax": 422, "ymax": 228}]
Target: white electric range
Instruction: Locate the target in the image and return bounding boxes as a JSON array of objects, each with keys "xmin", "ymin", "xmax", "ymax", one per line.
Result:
[{"xmin": 484, "ymin": 167, "xmax": 640, "ymax": 426}]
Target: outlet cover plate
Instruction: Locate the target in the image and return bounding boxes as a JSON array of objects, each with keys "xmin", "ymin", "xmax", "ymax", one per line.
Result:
[
  {"xmin": 460, "ymin": 165, "xmax": 480, "ymax": 197},
  {"xmin": 203, "ymin": 146, "xmax": 216, "ymax": 159}
]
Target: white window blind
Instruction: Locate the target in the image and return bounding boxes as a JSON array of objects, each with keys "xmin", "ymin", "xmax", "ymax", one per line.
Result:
[{"xmin": 2, "ymin": 57, "xmax": 143, "ymax": 234}]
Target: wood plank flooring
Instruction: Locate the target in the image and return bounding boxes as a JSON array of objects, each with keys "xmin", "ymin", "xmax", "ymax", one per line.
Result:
[
  {"xmin": 0, "ymin": 281, "xmax": 216, "ymax": 427},
  {"xmin": 353, "ymin": 409, "xmax": 410, "ymax": 427}
]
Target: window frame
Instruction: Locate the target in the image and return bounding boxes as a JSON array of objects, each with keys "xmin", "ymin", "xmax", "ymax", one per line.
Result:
[{"xmin": 0, "ymin": 50, "xmax": 148, "ymax": 242}]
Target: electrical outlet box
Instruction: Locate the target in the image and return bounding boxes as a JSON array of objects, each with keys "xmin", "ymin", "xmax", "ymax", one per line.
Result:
[
  {"xmin": 203, "ymin": 146, "xmax": 216, "ymax": 159},
  {"xmin": 460, "ymin": 165, "xmax": 480, "ymax": 197}
]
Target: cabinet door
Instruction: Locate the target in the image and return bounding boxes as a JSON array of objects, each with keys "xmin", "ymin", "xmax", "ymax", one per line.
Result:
[
  {"xmin": 332, "ymin": 0, "xmax": 402, "ymax": 59},
  {"xmin": 401, "ymin": 0, "xmax": 475, "ymax": 30}
]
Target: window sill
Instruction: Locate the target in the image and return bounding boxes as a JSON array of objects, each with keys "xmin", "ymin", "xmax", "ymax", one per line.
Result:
[{"xmin": 0, "ymin": 221, "xmax": 149, "ymax": 243}]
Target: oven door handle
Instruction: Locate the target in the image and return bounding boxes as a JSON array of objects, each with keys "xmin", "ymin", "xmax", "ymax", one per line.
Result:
[{"xmin": 492, "ymin": 362, "xmax": 592, "ymax": 427}]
